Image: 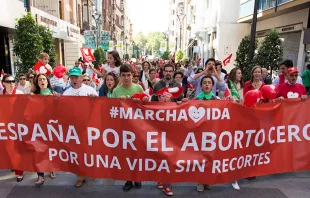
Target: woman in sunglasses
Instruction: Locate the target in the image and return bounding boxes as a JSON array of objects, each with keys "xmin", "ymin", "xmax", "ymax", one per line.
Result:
[
  {"xmin": 0, "ymin": 75, "xmax": 23, "ymax": 95},
  {"xmin": 1, "ymin": 75, "xmax": 24, "ymax": 181},
  {"xmin": 82, "ymin": 73, "xmax": 94, "ymax": 88}
]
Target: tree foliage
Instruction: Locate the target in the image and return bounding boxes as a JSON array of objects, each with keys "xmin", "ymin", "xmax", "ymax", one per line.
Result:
[
  {"xmin": 235, "ymin": 35, "xmax": 258, "ymax": 82},
  {"xmin": 13, "ymin": 13, "xmax": 57, "ymax": 75},
  {"xmin": 161, "ymin": 51, "xmax": 170, "ymax": 60},
  {"xmin": 134, "ymin": 32, "xmax": 166, "ymax": 57},
  {"xmin": 38, "ymin": 25, "xmax": 57, "ymax": 67},
  {"xmin": 255, "ymin": 30, "xmax": 283, "ymax": 73},
  {"xmin": 176, "ymin": 50, "xmax": 184, "ymax": 63},
  {"xmin": 93, "ymin": 48, "xmax": 105, "ymax": 68},
  {"xmin": 13, "ymin": 13, "xmax": 43, "ymax": 74}
]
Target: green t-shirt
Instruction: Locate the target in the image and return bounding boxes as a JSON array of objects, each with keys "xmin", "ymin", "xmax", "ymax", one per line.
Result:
[{"xmin": 112, "ymin": 84, "xmax": 144, "ymax": 98}]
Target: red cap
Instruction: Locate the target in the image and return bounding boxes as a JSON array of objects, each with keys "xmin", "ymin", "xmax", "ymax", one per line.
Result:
[
  {"xmin": 155, "ymin": 87, "xmax": 184, "ymax": 99},
  {"xmin": 287, "ymin": 68, "xmax": 298, "ymax": 75}
]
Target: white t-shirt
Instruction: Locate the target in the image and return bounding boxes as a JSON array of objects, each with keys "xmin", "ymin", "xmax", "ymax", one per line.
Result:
[
  {"xmin": 63, "ymin": 84, "xmax": 98, "ymax": 96},
  {"xmin": 17, "ymin": 81, "xmax": 32, "ymax": 94},
  {"xmin": 0, "ymin": 89, "xmax": 24, "ymax": 95},
  {"xmin": 103, "ymin": 64, "xmax": 120, "ymax": 76}
]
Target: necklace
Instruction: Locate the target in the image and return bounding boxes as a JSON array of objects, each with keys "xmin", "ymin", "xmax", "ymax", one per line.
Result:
[{"xmin": 252, "ymin": 81, "xmax": 261, "ymax": 89}]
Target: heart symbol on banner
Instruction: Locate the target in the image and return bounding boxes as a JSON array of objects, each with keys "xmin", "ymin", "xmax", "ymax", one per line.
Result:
[
  {"xmin": 287, "ymin": 92, "xmax": 299, "ymax": 99},
  {"xmin": 188, "ymin": 106, "xmax": 205, "ymax": 123},
  {"xmin": 39, "ymin": 66, "xmax": 47, "ymax": 74}
]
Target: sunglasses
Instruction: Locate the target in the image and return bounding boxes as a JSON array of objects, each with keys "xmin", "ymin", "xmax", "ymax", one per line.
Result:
[
  {"xmin": 133, "ymin": 75, "xmax": 139, "ymax": 78},
  {"xmin": 19, "ymin": 78, "xmax": 26, "ymax": 80},
  {"xmin": 4, "ymin": 80, "xmax": 16, "ymax": 84},
  {"xmin": 28, "ymin": 76, "xmax": 34, "ymax": 79},
  {"xmin": 83, "ymin": 79, "xmax": 90, "ymax": 82}
]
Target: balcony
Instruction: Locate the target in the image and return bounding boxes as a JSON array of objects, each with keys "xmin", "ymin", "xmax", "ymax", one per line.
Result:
[{"xmin": 239, "ymin": 0, "xmax": 294, "ymax": 19}]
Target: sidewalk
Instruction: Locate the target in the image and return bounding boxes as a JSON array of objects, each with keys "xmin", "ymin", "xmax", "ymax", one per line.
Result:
[{"xmin": 0, "ymin": 170, "xmax": 310, "ymax": 198}]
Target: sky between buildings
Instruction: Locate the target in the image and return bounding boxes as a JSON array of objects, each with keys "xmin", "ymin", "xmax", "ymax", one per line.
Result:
[{"xmin": 127, "ymin": 0, "xmax": 170, "ymax": 37}]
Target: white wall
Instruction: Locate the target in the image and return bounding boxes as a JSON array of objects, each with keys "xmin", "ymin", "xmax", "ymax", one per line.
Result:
[
  {"xmin": 0, "ymin": 0, "xmax": 26, "ymax": 29},
  {"xmin": 217, "ymin": 23, "xmax": 251, "ymax": 71}
]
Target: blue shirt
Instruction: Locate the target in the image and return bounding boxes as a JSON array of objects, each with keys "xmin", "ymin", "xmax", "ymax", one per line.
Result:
[{"xmin": 187, "ymin": 73, "xmax": 226, "ymax": 96}]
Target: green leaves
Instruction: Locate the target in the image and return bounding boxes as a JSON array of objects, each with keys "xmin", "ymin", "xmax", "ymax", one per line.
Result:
[
  {"xmin": 235, "ymin": 30, "xmax": 283, "ymax": 81},
  {"xmin": 161, "ymin": 51, "xmax": 170, "ymax": 60},
  {"xmin": 13, "ymin": 12, "xmax": 57, "ymax": 75},
  {"xmin": 93, "ymin": 48, "xmax": 105, "ymax": 68},
  {"xmin": 176, "ymin": 50, "xmax": 184, "ymax": 63},
  {"xmin": 255, "ymin": 30, "xmax": 283, "ymax": 73}
]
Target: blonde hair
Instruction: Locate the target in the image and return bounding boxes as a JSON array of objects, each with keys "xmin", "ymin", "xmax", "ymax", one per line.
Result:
[
  {"xmin": 82, "ymin": 73, "xmax": 91, "ymax": 79},
  {"xmin": 40, "ymin": 52, "xmax": 49, "ymax": 59}
]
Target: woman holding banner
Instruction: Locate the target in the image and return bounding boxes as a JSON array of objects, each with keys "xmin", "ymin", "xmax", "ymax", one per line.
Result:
[
  {"xmin": 0, "ymin": 74, "xmax": 24, "ymax": 182},
  {"xmin": 227, "ymin": 68, "xmax": 244, "ymax": 103},
  {"xmin": 194, "ymin": 75, "xmax": 219, "ymax": 192},
  {"xmin": 243, "ymin": 66, "xmax": 265, "ymax": 96},
  {"xmin": 32, "ymin": 73, "xmax": 57, "ymax": 186},
  {"xmin": 99, "ymin": 72, "xmax": 118, "ymax": 97}
]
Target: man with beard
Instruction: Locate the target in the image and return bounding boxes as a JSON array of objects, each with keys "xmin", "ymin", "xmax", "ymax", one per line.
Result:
[
  {"xmin": 151, "ymin": 64, "xmax": 185, "ymax": 102},
  {"xmin": 62, "ymin": 67, "xmax": 98, "ymax": 188}
]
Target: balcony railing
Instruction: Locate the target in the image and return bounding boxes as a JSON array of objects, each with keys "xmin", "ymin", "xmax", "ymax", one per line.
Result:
[{"xmin": 239, "ymin": 0, "xmax": 294, "ymax": 18}]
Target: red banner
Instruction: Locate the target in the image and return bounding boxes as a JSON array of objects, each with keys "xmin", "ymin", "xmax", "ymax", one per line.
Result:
[{"xmin": 0, "ymin": 95, "xmax": 309, "ymax": 184}]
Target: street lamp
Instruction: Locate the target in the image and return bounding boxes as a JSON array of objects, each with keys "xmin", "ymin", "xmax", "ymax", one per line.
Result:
[
  {"xmin": 92, "ymin": 10, "xmax": 101, "ymax": 48},
  {"xmin": 124, "ymin": 36, "xmax": 128, "ymax": 60},
  {"xmin": 177, "ymin": 5, "xmax": 186, "ymax": 50}
]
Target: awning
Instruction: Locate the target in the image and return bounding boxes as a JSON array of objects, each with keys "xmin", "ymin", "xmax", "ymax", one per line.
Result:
[{"xmin": 304, "ymin": 28, "xmax": 310, "ymax": 44}]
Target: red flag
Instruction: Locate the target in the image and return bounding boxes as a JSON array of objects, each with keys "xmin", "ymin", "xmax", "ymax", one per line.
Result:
[
  {"xmin": 33, "ymin": 60, "xmax": 51, "ymax": 76},
  {"xmin": 92, "ymin": 73, "xmax": 99, "ymax": 84},
  {"xmin": 80, "ymin": 48, "xmax": 95, "ymax": 62},
  {"xmin": 223, "ymin": 54, "xmax": 233, "ymax": 66},
  {"xmin": 223, "ymin": 88, "xmax": 231, "ymax": 100}
]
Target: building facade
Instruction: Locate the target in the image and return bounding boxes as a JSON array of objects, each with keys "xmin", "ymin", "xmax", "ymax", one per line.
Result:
[
  {"xmin": 239, "ymin": 0, "xmax": 310, "ymax": 72},
  {"xmin": 189, "ymin": 0, "xmax": 250, "ymax": 70}
]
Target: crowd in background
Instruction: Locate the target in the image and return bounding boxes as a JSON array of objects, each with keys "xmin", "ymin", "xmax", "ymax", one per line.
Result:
[{"xmin": 0, "ymin": 50, "xmax": 310, "ymax": 196}]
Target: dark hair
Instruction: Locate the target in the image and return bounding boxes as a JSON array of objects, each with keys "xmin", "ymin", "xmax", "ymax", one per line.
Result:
[
  {"xmin": 164, "ymin": 64, "xmax": 174, "ymax": 71},
  {"xmin": 108, "ymin": 51, "xmax": 122, "ymax": 67},
  {"xmin": 151, "ymin": 62, "xmax": 156, "ymax": 66},
  {"xmin": 18, "ymin": 73, "xmax": 26, "ymax": 78},
  {"xmin": 2, "ymin": 74, "xmax": 13, "ymax": 83},
  {"xmin": 205, "ymin": 58, "xmax": 216, "ymax": 66},
  {"xmin": 200, "ymin": 75, "xmax": 215, "ymax": 86},
  {"xmin": 196, "ymin": 68, "xmax": 203, "ymax": 74},
  {"xmin": 33, "ymin": 73, "xmax": 53, "ymax": 94},
  {"xmin": 103, "ymin": 72, "xmax": 118, "ymax": 96},
  {"xmin": 149, "ymin": 69, "xmax": 156, "ymax": 74},
  {"xmin": 142, "ymin": 61, "xmax": 151, "ymax": 70},
  {"xmin": 227, "ymin": 68, "xmax": 244, "ymax": 88},
  {"xmin": 280, "ymin": 60, "xmax": 293, "ymax": 68},
  {"xmin": 307, "ymin": 64, "xmax": 310, "ymax": 70},
  {"xmin": 173, "ymin": 71, "xmax": 184, "ymax": 78},
  {"xmin": 120, "ymin": 63, "xmax": 133, "ymax": 74},
  {"xmin": 175, "ymin": 63, "xmax": 181, "ymax": 69},
  {"xmin": 27, "ymin": 72, "xmax": 36, "ymax": 80}
]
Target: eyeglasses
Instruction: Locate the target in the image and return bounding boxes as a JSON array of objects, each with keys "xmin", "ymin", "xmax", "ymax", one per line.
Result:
[
  {"xmin": 83, "ymin": 79, "xmax": 91, "ymax": 82},
  {"xmin": 4, "ymin": 80, "xmax": 15, "ymax": 84},
  {"xmin": 133, "ymin": 75, "xmax": 139, "ymax": 78},
  {"xmin": 164, "ymin": 70, "xmax": 174, "ymax": 73},
  {"xmin": 28, "ymin": 76, "xmax": 34, "ymax": 79},
  {"xmin": 19, "ymin": 78, "xmax": 26, "ymax": 80}
]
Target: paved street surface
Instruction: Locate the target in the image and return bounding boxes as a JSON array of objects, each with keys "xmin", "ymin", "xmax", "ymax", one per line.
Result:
[{"xmin": 0, "ymin": 170, "xmax": 310, "ymax": 198}]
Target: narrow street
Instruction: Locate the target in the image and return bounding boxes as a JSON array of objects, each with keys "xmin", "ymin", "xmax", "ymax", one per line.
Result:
[{"xmin": 1, "ymin": 170, "xmax": 310, "ymax": 197}]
